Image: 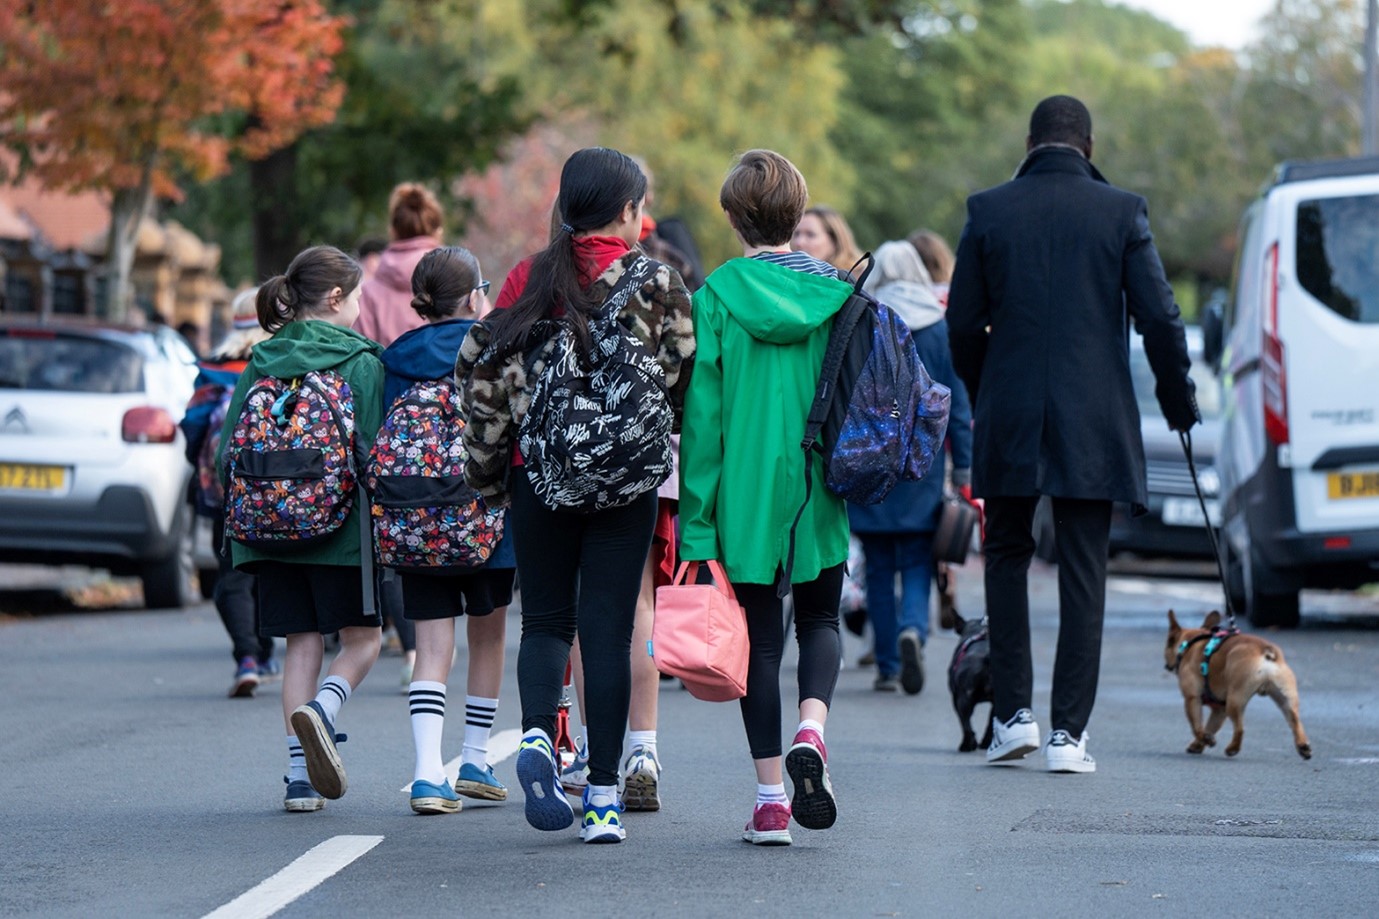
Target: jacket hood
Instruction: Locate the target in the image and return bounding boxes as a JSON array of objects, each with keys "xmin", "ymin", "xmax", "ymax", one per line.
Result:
[
  {"xmin": 382, "ymin": 318, "xmax": 474, "ymax": 383},
  {"xmin": 372, "ymin": 236, "xmax": 440, "ymax": 293},
  {"xmin": 251, "ymin": 320, "xmax": 382, "ymax": 378},
  {"xmin": 703, "ymin": 257, "xmax": 851, "ymax": 344},
  {"xmin": 874, "ymin": 280, "xmax": 945, "ymax": 331}
]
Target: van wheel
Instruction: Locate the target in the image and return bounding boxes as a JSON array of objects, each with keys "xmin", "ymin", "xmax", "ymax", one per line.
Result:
[{"xmin": 1242, "ymin": 544, "xmax": 1300, "ymax": 629}]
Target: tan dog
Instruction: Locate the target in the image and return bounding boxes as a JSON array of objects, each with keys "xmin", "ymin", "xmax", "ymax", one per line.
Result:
[{"xmin": 1164, "ymin": 610, "xmax": 1311, "ymax": 760}]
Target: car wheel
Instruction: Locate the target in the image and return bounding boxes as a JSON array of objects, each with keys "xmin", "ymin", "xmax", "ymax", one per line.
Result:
[
  {"xmin": 141, "ymin": 507, "xmax": 197, "ymax": 609},
  {"xmin": 1242, "ymin": 541, "xmax": 1300, "ymax": 629}
]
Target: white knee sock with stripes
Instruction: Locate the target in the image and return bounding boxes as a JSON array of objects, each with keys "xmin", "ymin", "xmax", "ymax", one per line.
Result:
[
  {"xmin": 409, "ymin": 681, "xmax": 448, "ymax": 786},
  {"xmin": 461, "ymin": 695, "xmax": 499, "ymax": 769},
  {"xmin": 314, "ymin": 675, "xmax": 351, "ymax": 723}
]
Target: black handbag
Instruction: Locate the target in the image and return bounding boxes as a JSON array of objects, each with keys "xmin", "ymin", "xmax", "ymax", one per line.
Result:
[{"xmin": 933, "ymin": 493, "xmax": 979, "ymax": 564}]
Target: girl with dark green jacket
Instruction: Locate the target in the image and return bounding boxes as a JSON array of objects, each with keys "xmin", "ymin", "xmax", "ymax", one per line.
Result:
[
  {"xmin": 217, "ymin": 246, "xmax": 385, "ymax": 814},
  {"xmin": 680, "ymin": 150, "xmax": 852, "ymax": 846}
]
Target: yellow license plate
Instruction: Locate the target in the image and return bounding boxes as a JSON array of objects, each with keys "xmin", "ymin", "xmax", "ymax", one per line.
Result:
[
  {"xmin": 1328, "ymin": 471, "xmax": 1379, "ymax": 500},
  {"xmin": 0, "ymin": 463, "xmax": 67, "ymax": 491}
]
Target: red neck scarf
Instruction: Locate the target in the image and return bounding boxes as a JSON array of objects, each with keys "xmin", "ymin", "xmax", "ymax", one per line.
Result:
[{"xmin": 574, "ymin": 235, "xmax": 632, "ymax": 286}]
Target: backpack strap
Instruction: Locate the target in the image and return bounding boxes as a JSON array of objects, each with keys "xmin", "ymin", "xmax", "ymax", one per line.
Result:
[{"xmin": 777, "ymin": 264, "xmax": 873, "ymax": 599}]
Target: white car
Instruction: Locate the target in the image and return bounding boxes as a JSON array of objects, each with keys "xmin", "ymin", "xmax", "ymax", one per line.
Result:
[
  {"xmin": 1206, "ymin": 155, "xmax": 1379, "ymax": 627},
  {"xmin": 0, "ymin": 319, "xmax": 208, "ymax": 608}
]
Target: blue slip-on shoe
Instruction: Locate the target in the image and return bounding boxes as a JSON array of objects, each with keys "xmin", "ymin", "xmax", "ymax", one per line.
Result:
[
  {"xmin": 289, "ymin": 701, "xmax": 348, "ymax": 800},
  {"xmin": 580, "ymin": 787, "xmax": 626, "ymax": 844},
  {"xmin": 283, "ymin": 777, "xmax": 324, "ymax": 813},
  {"xmin": 515, "ymin": 733, "xmax": 574, "ymax": 831},
  {"xmin": 229, "ymin": 657, "xmax": 260, "ymax": 699},
  {"xmin": 455, "ymin": 762, "xmax": 508, "ymax": 802},
  {"xmin": 410, "ymin": 779, "xmax": 462, "ymax": 815}
]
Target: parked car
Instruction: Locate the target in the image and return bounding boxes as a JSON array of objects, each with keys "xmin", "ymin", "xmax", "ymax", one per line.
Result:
[
  {"xmin": 1107, "ymin": 326, "xmax": 1224, "ymax": 558},
  {"xmin": 0, "ymin": 319, "xmax": 211, "ymax": 607},
  {"xmin": 1205, "ymin": 155, "xmax": 1379, "ymax": 627}
]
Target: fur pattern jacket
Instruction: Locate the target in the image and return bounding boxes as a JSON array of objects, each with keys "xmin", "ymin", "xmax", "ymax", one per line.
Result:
[{"xmin": 455, "ymin": 250, "xmax": 695, "ymax": 506}]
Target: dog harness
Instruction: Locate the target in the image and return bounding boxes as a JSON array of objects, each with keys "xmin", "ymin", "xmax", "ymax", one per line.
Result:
[
  {"xmin": 949, "ymin": 620, "xmax": 989, "ymax": 677},
  {"xmin": 1172, "ymin": 626, "xmax": 1240, "ymax": 708}
]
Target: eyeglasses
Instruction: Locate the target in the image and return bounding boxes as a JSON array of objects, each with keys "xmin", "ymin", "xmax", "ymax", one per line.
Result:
[{"xmin": 474, "ymin": 280, "xmax": 491, "ymax": 296}]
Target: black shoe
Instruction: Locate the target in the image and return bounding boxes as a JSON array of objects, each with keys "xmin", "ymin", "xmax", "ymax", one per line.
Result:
[{"xmin": 898, "ymin": 628, "xmax": 924, "ymax": 695}]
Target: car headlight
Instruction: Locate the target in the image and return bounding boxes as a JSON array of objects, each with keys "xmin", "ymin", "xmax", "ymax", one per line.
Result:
[{"xmin": 1198, "ymin": 467, "xmax": 1220, "ymax": 497}]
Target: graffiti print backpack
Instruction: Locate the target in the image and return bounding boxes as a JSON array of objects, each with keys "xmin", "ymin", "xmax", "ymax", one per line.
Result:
[
  {"xmin": 779, "ymin": 255, "xmax": 952, "ymax": 593},
  {"xmin": 366, "ymin": 379, "xmax": 503, "ymax": 569},
  {"xmin": 223, "ymin": 370, "xmax": 360, "ymax": 546},
  {"xmin": 517, "ymin": 255, "xmax": 672, "ymax": 512}
]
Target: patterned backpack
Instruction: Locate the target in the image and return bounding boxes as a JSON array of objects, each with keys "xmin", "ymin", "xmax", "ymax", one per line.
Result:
[
  {"xmin": 194, "ymin": 388, "xmax": 231, "ymax": 517},
  {"xmin": 223, "ymin": 370, "xmax": 359, "ymax": 546},
  {"xmin": 517, "ymin": 255, "xmax": 672, "ymax": 512},
  {"xmin": 366, "ymin": 379, "xmax": 503, "ymax": 569},
  {"xmin": 779, "ymin": 255, "xmax": 952, "ymax": 593}
]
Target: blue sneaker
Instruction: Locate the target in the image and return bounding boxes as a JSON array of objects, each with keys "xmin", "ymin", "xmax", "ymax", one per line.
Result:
[
  {"xmin": 455, "ymin": 762, "xmax": 508, "ymax": 801},
  {"xmin": 289, "ymin": 701, "xmax": 348, "ymax": 800},
  {"xmin": 283, "ymin": 777, "xmax": 324, "ymax": 812},
  {"xmin": 580, "ymin": 787, "xmax": 626, "ymax": 844},
  {"xmin": 516, "ymin": 732, "xmax": 574, "ymax": 831},
  {"xmin": 410, "ymin": 779, "xmax": 462, "ymax": 815},
  {"xmin": 229, "ymin": 657, "xmax": 259, "ymax": 698},
  {"xmin": 257, "ymin": 658, "xmax": 282, "ymax": 681}
]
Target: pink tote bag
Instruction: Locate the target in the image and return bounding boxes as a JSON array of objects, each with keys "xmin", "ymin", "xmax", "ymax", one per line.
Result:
[{"xmin": 653, "ymin": 560, "xmax": 749, "ymax": 702}]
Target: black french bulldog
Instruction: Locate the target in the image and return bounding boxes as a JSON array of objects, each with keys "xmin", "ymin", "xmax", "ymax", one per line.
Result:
[{"xmin": 947, "ymin": 613, "xmax": 993, "ymax": 752}]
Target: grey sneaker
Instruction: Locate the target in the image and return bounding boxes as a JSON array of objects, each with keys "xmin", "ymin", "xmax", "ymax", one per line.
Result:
[
  {"xmin": 620, "ymin": 745, "xmax": 661, "ymax": 812},
  {"xmin": 1045, "ymin": 730, "xmax": 1096, "ymax": 774},
  {"xmin": 873, "ymin": 674, "xmax": 900, "ymax": 692},
  {"xmin": 559, "ymin": 739, "xmax": 589, "ymax": 794},
  {"xmin": 986, "ymin": 708, "xmax": 1040, "ymax": 764}
]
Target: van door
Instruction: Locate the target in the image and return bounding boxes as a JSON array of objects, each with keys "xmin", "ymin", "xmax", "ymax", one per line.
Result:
[{"xmin": 1277, "ymin": 180, "xmax": 1379, "ymax": 534}]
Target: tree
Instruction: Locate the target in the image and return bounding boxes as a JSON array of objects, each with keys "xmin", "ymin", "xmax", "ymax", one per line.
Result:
[
  {"xmin": 172, "ymin": 0, "xmax": 534, "ymax": 281},
  {"xmin": 0, "ymin": 1, "xmax": 347, "ymax": 319}
]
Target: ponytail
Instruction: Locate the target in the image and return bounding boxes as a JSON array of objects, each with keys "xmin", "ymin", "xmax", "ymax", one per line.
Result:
[{"xmin": 255, "ymin": 245, "xmax": 363, "ymax": 334}]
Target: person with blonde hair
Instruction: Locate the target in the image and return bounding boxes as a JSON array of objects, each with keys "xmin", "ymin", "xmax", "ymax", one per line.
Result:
[
  {"xmin": 179, "ymin": 287, "xmax": 276, "ymax": 698},
  {"xmin": 791, "ymin": 204, "xmax": 864, "ymax": 275}
]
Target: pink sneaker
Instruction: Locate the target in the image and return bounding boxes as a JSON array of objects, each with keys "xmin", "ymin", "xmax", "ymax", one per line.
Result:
[
  {"xmin": 742, "ymin": 802, "xmax": 793, "ymax": 845},
  {"xmin": 785, "ymin": 728, "xmax": 837, "ymax": 830}
]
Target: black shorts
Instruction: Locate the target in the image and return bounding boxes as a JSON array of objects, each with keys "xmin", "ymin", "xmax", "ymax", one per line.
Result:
[
  {"xmin": 400, "ymin": 568, "xmax": 515, "ymax": 621},
  {"xmin": 256, "ymin": 562, "xmax": 383, "ymax": 637}
]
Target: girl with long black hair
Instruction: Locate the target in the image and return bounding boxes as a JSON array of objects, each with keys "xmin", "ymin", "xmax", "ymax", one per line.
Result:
[{"xmin": 456, "ymin": 147, "xmax": 695, "ymax": 843}]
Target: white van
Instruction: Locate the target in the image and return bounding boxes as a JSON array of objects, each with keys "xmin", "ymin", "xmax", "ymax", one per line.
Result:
[{"xmin": 1207, "ymin": 156, "xmax": 1379, "ymax": 627}]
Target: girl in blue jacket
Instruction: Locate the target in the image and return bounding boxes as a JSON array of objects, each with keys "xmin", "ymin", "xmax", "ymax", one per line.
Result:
[{"xmin": 380, "ymin": 247, "xmax": 516, "ymax": 814}]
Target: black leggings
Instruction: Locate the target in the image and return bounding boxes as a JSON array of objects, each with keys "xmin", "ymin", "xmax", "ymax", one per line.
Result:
[
  {"xmin": 508, "ymin": 472, "xmax": 657, "ymax": 787},
  {"xmin": 734, "ymin": 564, "xmax": 845, "ymax": 760}
]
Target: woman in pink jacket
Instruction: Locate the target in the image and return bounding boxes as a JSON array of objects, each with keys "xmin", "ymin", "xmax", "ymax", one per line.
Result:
[{"xmin": 354, "ymin": 183, "xmax": 444, "ymax": 347}]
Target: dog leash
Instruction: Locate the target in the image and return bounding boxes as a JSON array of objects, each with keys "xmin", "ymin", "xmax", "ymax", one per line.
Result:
[{"xmin": 1179, "ymin": 430, "xmax": 1238, "ymax": 629}]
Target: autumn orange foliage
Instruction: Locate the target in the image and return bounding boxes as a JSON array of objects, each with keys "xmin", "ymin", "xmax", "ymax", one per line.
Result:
[{"xmin": 0, "ymin": 0, "xmax": 347, "ymax": 201}]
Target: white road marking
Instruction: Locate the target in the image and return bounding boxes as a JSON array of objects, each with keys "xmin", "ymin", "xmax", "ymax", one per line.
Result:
[
  {"xmin": 201, "ymin": 835, "xmax": 383, "ymax": 919},
  {"xmin": 400, "ymin": 727, "xmax": 522, "ymax": 793},
  {"xmin": 1108, "ymin": 577, "xmax": 1226, "ymax": 604}
]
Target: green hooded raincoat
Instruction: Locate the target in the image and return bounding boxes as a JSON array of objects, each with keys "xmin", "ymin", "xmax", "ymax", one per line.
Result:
[
  {"xmin": 217, "ymin": 320, "xmax": 385, "ymax": 571},
  {"xmin": 679, "ymin": 257, "xmax": 853, "ymax": 585}
]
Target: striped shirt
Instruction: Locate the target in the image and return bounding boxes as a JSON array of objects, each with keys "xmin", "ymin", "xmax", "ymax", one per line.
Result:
[{"xmin": 751, "ymin": 250, "xmax": 839, "ymax": 279}]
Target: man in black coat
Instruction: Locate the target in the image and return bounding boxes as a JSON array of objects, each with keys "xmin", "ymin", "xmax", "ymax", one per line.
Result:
[{"xmin": 947, "ymin": 95, "xmax": 1199, "ymax": 774}]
